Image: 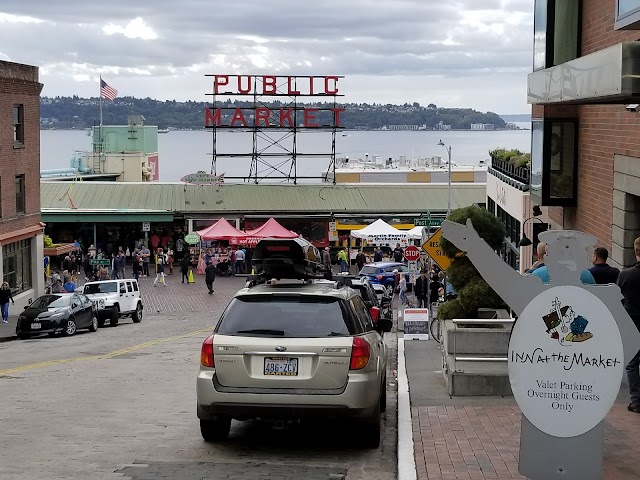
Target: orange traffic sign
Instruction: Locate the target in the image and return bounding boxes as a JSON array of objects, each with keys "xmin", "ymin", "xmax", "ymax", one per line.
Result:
[{"xmin": 421, "ymin": 228, "xmax": 451, "ymax": 270}]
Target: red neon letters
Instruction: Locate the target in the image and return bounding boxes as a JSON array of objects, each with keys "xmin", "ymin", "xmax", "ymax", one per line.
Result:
[
  {"xmin": 213, "ymin": 75, "xmax": 340, "ymax": 96},
  {"xmin": 205, "ymin": 107, "xmax": 346, "ymax": 128}
]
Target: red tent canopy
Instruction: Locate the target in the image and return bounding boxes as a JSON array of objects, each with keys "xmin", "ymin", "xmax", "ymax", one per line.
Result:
[
  {"xmin": 244, "ymin": 218, "xmax": 298, "ymax": 239},
  {"xmin": 196, "ymin": 218, "xmax": 247, "ymax": 241}
]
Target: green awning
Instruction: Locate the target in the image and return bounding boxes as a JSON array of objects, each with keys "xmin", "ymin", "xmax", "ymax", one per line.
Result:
[{"xmin": 41, "ymin": 213, "xmax": 175, "ymax": 223}]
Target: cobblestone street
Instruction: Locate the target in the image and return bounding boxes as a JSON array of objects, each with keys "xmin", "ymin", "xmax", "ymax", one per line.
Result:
[{"xmin": 0, "ymin": 275, "xmax": 398, "ymax": 480}]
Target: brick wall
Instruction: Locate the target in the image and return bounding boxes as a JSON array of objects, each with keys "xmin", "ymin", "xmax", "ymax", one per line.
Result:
[
  {"xmin": 0, "ymin": 61, "xmax": 43, "ymax": 238},
  {"xmin": 582, "ymin": 0, "xmax": 640, "ymax": 55},
  {"xmin": 536, "ymin": 0, "xmax": 640, "ymax": 250}
]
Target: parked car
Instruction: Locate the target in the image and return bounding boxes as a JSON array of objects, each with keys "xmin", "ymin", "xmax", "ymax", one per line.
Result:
[
  {"xmin": 197, "ymin": 239, "xmax": 392, "ymax": 448},
  {"xmin": 16, "ymin": 293, "xmax": 98, "ymax": 339},
  {"xmin": 350, "ymin": 276, "xmax": 393, "ymax": 323},
  {"xmin": 82, "ymin": 279, "xmax": 143, "ymax": 327},
  {"xmin": 358, "ymin": 262, "xmax": 412, "ymax": 292}
]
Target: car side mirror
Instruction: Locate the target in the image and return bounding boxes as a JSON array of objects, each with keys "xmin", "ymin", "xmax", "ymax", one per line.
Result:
[
  {"xmin": 369, "ymin": 306, "xmax": 380, "ymax": 324},
  {"xmin": 24, "ymin": 305, "xmax": 28, "ymax": 309}
]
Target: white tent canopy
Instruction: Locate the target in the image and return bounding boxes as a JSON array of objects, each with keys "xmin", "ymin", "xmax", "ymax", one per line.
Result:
[
  {"xmin": 350, "ymin": 219, "xmax": 410, "ymax": 244},
  {"xmin": 406, "ymin": 225, "xmax": 426, "ymax": 240}
]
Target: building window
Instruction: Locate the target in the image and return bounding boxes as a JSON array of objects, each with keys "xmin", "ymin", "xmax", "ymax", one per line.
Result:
[
  {"xmin": 2, "ymin": 239, "xmax": 32, "ymax": 294},
  {"xmin": 616, "ymin": 0, "xmax": 640, "ymax": 29},
  {"xmin": 487, "ymin": 197, "xmax": 496, "ymax": 215},
  {"xmin": 13, "ymin": 105, "xmax": 24, "ymax": 145},
  {"xmin": 15, "ymin": 175, "xmax": 25, "ymax": 214},
  {"xmin": 530, "ymin": 120, "xmax": 578, "ymax": 206},
  {"xmin": 533, "ymin": 0, "xmax": 581, "ymax": 70}
]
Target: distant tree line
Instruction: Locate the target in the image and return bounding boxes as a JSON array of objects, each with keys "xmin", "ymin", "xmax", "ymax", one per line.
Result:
[{"xmin": 40, "ymin": 96, "xmax": 507, "ymax": 131}]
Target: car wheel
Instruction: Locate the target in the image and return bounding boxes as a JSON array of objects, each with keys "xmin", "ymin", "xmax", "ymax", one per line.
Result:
[
  {"xmin": 18, "ymin": 333, "xmax": 31, "ymax": 340},
  {"xmin": 380, "ymin": 376, "xmax": 387, "ymax": 412},
  {"xmin": 63, "ymin": 318, "xmax": 77, "ymax": 336},
  {"xmin": 110, "ymin": 308, "xmax": 119, "ymax": 327},
  {"xmin": 200, "ymin": 417, "xmax": 231, "ymax": 442},
  {"xmin": 88, "ymin": 315, "xmax": 99, "ymax": 332},
  {"xmin": 132, "ymin": 303, "xmax": 142, "ymax": 323},
  {"xmin": 360, "ymin": 402, "xmax": 381, "ymax": 449}
]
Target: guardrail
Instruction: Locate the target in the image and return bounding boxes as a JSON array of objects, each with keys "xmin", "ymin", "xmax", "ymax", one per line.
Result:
[{"xmin": 490, "ymin": 157, "xmax": 530, "ymax": 185}]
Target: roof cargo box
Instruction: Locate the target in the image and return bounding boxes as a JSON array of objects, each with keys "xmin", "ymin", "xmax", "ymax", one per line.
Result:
[{"xmin": 252, "ymin": 238, "xmax": 324, "ymax": 279}]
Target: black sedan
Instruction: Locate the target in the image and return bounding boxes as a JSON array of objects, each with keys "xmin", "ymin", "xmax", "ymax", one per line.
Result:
[{"xmin": 16, "ymin": 293, "xmax": 99, "ymax": 339}]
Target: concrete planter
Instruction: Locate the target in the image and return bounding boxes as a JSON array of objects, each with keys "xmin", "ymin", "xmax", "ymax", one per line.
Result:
[{"xmin": 441, "ymin": 309, "xmax": 513, "ymax": 396}]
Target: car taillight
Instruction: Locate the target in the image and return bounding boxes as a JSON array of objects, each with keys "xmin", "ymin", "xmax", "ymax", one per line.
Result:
[
  {"xmin": 350, "ymin": 337, "xmax": 371, "ymax": 370},
  {"xmin": 200, "ymin": 334, "xmax": 215, "ymax": 367},
  {"xmin": 376, "ymin": 275, "xmax": 384, "ymax": 280}
]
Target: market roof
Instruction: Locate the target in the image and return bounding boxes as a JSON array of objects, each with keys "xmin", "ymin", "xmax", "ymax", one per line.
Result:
[{"xmin": 40, "ymin": 181, "xmax": 486, "ymax": 218}]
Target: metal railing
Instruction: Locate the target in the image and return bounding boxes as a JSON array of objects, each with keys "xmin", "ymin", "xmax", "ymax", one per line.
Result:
[{"xmin": 490, "ymin": 156, "xmax": 530, "ymax": 185}]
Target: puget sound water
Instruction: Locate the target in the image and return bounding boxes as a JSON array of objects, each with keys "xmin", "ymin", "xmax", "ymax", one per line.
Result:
[{"xmin": 41, "ymin": 126, "xmax": 531, "ymax": 183}]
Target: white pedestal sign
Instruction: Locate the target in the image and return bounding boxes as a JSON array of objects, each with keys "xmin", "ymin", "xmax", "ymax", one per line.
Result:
[
  {"xmin": 404, "ymin": 308, "xmax": 429, "ymax": 340},
  {"xmin": 509, "ymin": 285, "xmax": 624, "ymax": 438}
]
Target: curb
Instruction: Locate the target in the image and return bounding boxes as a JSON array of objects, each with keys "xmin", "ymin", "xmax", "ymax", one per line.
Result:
[{"xmin": 397, "ymin": 337, "xmax": 417, "ymax": 480}]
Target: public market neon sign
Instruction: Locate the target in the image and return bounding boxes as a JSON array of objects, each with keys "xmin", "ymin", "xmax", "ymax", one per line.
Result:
[{"xmin": 204, "ymin": 75, "xmax": 345, "ymax": 128}]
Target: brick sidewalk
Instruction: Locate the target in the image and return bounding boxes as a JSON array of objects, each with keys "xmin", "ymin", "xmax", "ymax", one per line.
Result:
[{"xmin": 412, "ymin": 403, "xmax": 640, "ymax": 480}]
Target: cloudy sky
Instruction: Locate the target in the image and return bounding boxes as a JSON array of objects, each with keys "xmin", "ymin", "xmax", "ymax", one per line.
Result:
[{"xmin": 0, "ymin": 0, "xmax": 533, "ymax": 114}]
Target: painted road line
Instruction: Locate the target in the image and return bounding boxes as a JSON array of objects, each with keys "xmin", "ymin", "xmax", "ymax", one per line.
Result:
[
  {"xmin": 0, "ymin": 327, "xmax": 212, "ymax": 376},
  {"xmin": 397, "ymin": 337, "xmax": 417, "ymax": 480}
]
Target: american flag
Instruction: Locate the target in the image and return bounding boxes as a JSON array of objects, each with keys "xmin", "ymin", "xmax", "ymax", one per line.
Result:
[{"xmin": 100, "ymin": 79, "xmax": 118, "ymax": 101}]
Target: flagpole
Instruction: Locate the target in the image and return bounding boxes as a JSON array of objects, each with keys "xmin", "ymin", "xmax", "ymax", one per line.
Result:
[
  {"xmin": 99, "ymin": 75, "xmax": 103, "ymax": 127},
  {"xmin": 98, "ymin": 75, "xmax": 103, "ymax": 173}
]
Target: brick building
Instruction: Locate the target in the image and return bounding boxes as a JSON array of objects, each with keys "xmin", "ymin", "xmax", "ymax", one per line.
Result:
[
  {"xmin": 0, "ymin": 60, "xmax": 45, "ymax": 309},
  {"xmin": 524, "ymin": 0, "xmax": 640, "ymax": 269}
]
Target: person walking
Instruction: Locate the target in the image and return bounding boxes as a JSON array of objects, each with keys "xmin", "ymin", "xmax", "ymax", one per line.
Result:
[
  {"xmin": 414, "ymin": 269, "xmax": 429, "ymax": 308},
  {"xmin": 141, "ymin": 245, "xmax": 151, "ymax": 277},
  {"xmin": 153, "ymin": 248, "xmax": 168, "ymax": 287},
  {"xmin": 322, "ymin": 247, "xmax": 332, "ymax": 273},
  {"xmin": 429, "ymin": 273, "xmax": 442, "ymax": 306},
  {"xmin": 205, "ymin": 261, "xmax": 217, "ymax": 294},
  {"xmin": 589, "ymin": 247, "xmax": 620, "ymax": 284},
  {"xmin": 235, "ymin": 247, "xmax": 245, "ymax": 274},
  {"xmin": 0, "ymin": 282, "xmax": 14, "ymax": 324},
  {"xmin": 180, "ymin": 254, "xmax": 191, "ymax": 284},
  {"xmin": 167, "ymin": 246, "xmax": 174, "ymax": 275},
  {"xmin": 338, "ymin": 248, "xmax": 349, "ymax": 273},
  {"xmin": 374, "ymin": 246, "xmax": 384, "ymax": 262},
  {"xmin": 63, "ymin": 277, "xmax": 76, "ymax": 293},
  {"xmin": 356, "ymin": 250, "xmax": 367, "ymax": 272},
  {"xmin": 616, "ymin": 237, "xmax": 640, "ymax": 413},
  {"xmin": 393, "ymin": 244, "xmax": 404, "ymax": 263},
  {"xmin": 398, "ymin": 273, "xmax": 408, "ymax": 305}
]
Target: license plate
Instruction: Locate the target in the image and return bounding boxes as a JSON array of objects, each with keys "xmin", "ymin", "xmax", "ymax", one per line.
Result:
[
  {"xmin": 31, "ymin": 323, "xmax": 41, "ymax": 330},
  {"xmin": 264, "ymin": 357, "xmax": 298, "ymax": 376}
]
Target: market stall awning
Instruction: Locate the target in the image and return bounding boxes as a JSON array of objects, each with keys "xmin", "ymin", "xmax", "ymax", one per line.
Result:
[
  {"xmin": 350, "ymin": 218, "xmax": 409, "ymax": 243},
  {"xmin": 244, "ymin": 218, "xmax": 298, "ymax": 239},
  {"xmin": 406, "ymin": 226, "xmax": 425, "ymax": 240},
  {"xmin": 196, "ymin": 218, "xmax": 247, "ymax": 241}
]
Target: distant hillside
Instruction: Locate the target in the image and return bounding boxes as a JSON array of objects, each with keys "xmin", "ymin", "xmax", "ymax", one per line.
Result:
[
  {"xmin": 500, "ymin": 114, "xmax": 531, "ymax": 123},
  {"xmin": 40, "ymin": 96, "xmax": 509, "ymax": 131}
]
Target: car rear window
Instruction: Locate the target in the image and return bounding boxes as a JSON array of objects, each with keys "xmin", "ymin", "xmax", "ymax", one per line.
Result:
[
  {"xmin": 216, "ymin": 295, "xmax": 353, "ymax": 337},
  {"xmin": 360, "ymin": 266, "xmax": 380, "ymax": 275}
]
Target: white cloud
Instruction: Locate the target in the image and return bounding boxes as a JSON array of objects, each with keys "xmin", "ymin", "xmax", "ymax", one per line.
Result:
[
  {"xmin": 102, "ymin": 17, "xmax": 157, "ymax": 40},
  {"xmin": 0, "ymin": 0, "xmax": 534, "ymax": 113},
  {"xmin": 0, "ymin": 12, "xmax": 43, "ymax": 23}
]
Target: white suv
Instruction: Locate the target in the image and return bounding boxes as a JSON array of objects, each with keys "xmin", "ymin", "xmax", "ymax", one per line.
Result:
[{"xmin": 82, "ymin": 279, "xmax": 143, "ymax": 327}]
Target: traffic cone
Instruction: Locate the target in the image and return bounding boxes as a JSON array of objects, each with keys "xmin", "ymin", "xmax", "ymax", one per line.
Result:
[{"xmin": 188, "ymin": 269, "xmax": 195, "ymax": 284}]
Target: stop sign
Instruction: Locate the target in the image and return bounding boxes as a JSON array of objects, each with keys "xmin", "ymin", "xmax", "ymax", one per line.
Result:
[{"xmin": 404, "ymin": 245, "xmax": 420, "ymax": 262}]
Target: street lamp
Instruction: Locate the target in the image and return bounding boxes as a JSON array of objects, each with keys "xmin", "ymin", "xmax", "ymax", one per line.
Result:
[
  {"xmin": 437, "ymin": 140, "xmax": 452, "ymax": 215},
  {"xmin": 518, "ymin": 216, "xmax": 546, "ymax": 247}
]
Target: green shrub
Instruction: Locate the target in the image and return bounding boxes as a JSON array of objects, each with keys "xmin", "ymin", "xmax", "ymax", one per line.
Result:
[{"xmin": 437, "ymin": 206, "xmax": 507, "ymax": 319}]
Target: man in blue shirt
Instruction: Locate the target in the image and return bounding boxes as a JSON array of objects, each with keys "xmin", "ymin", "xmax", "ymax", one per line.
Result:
[{"xmin": 63, "ymin": 279, "xmax": 76, "ymax": 292}]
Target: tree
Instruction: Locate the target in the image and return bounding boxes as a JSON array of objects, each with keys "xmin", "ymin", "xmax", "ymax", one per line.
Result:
[{"xmin": 437, "ymin": 205, "xmax": 507, "ymax": 319}]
